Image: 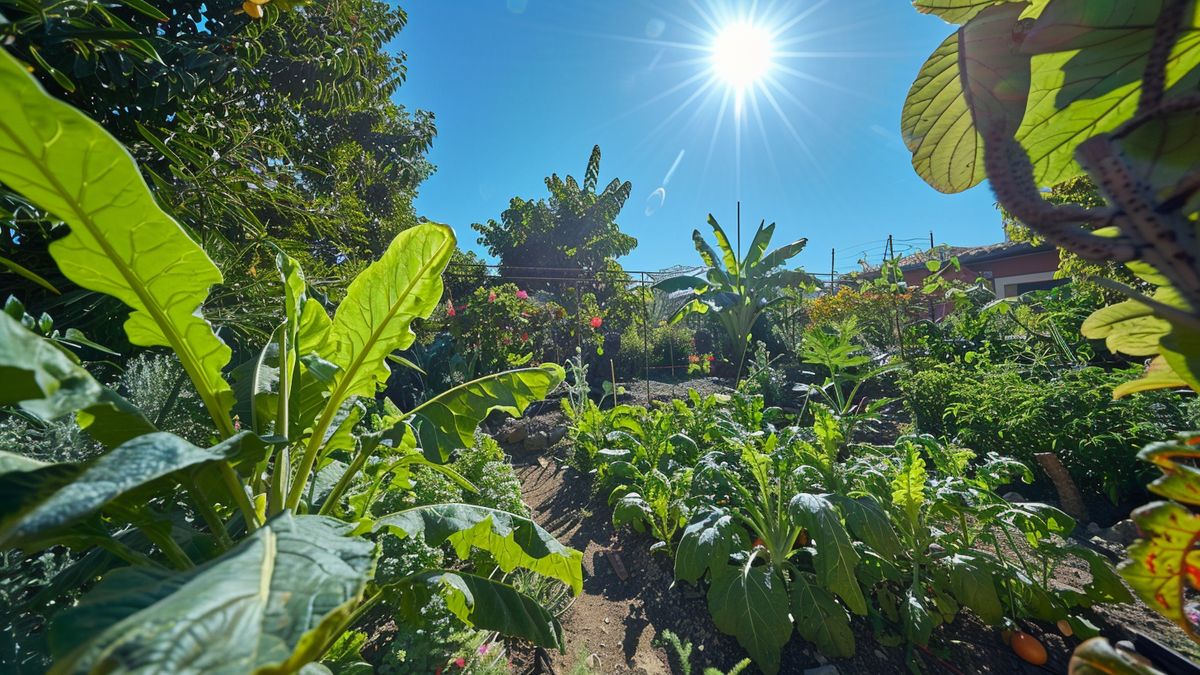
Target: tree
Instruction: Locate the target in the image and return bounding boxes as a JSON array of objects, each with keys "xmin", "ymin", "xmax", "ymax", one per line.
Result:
[
  {"xmin": 472, "ymin": 145, "xmax": 636, "ymax": 294},
  {"xmin": 655, "ymin": 215, "xmax": 810, "ymax": 380}
]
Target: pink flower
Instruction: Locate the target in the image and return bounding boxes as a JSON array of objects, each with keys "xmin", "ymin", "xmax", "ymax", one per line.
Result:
[
  {"xmin": 454, "ymin": 658, "xmax": 466, "ymax": 668},
  {"xmin": 446, "ymin": 301, "xmax": 456, "ymax": 317},
  {"xmin": 706, "ymin": 355, "xmax": 715, "ymax": 362},
  {"xmin": 516, "ymin": 289, "xmax": 529, "ymax": 300},
  {"xmin": 521, "ymin": 332, "xmax": 529, "ymax": 342},
  {"xmin": 478, "ymin": 643, "xmax": 491, "ymax": 656},
  {"xmin": 488, "ymin": 291, "xmax": 496, "ymax": 303},
  {"xmin": 590, "ymin": 316, "xmax": 603, "ymax": 329}
]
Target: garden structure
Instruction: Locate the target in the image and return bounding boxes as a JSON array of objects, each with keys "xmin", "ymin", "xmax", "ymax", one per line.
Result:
[{"xmin": 1, "ymin": 1, "xmax": 1199, "ymax": 675}]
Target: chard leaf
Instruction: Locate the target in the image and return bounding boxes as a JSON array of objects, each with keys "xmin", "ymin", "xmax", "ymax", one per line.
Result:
[
  {"xmin": 1122, "ymin": 500, "xmax": 1200, "ymax": 639},
  {"xmin": 790, "ymin": 571, "xmax": 855, "ymax": 658},
  {"xmin": 0, "ymin": 432, "xmax": 256, "ymax": 549},
  {"xmin": 49, "ymin": 513, "xmax": 374, "ymax": 674},
  {"xmin": 706, "ymin": 563, "xmax": 792, "ymax": 675},
  {"xmin": 369, "ymin": 503, "xmax": 583, "ymax": 594},
  {"xmin": 789, "ymin": 493, "xmax": 868, "ymax": 615},
  {"xmin": 404, "ymin": 363, "xmax": 565, "ymax": 462},
  {"xmin": 940, "ymin": 554, "xmax": 1004, "ymax": 625},
  {"xmin": 833, "ymin": 495, "xmax": 902, "ymax": 560},
  {"xmin": 387, "ymin": 571, "xmax": 564, "ymax": 650},
  {"xmin": 0, "ymin": 49, "xmax": 233, "ymax": 431},
  {"xmin": 0, "ymin": 312, "xmax": 155, "ymax": 447},
  {"xmin": 675, "ymin": 508, "xmax": 737, "ymax": 584}
]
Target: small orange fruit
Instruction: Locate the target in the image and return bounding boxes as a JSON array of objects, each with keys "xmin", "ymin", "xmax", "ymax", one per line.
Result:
[
  {"xmin": 243, "ymin": 1, "xmax": 264, "ymax": 19},
  {"xmin": 1057, "ymin": 619, "xmax": 1073, "ymax": 637},
  {"xmin": 1011, "ymin": 631, "xmax": 1047, "ymax": 666}
]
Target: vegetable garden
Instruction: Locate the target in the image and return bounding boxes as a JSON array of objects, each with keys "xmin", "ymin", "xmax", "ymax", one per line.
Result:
[{"xmin": 1, "ymin": 1, "xmax": 1199, "ymax": 674}]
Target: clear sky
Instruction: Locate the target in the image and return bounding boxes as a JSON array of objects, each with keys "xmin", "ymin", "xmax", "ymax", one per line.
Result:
[{"xmin": 393, "ymin": 0, "xmax": 1006, "ymax": 276}]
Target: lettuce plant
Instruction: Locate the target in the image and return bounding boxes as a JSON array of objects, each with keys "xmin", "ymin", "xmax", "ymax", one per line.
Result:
[{"xmin": 0, "ymin": 48, "xmax": 579, "ymax": 672}]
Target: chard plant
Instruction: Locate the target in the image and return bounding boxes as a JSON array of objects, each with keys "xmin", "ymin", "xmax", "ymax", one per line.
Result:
[
  {"xmin": 0, "ymin": 48, "xmax": 579, "ymax": 672},
  {"xmin": 901, "ymin": 0, "xmax": 1200, "ymax": 663}
]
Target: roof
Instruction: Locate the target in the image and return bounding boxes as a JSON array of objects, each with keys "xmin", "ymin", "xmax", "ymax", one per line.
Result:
[{"xmin": 861, "ymin": 240, "xmax": 1053, "ymax": 275}]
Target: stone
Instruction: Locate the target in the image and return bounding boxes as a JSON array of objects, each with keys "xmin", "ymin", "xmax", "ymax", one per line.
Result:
[
  {"xmin": 814, "ymin": 653, "xmax": 828, "ymax": 665},
  {"xmin": 803, "ymin": 666, "xmax": 839, "ymax": 675},
  {"xmin": 1086, "ymin": 522, "xmax": 1101, "ymax": 534},
  {"xmin": 505, "ymin": 425, "xmax": 528, "ymax": 444},
  {"xmin": 874, "ymin": 649, "xmax": 886, "ymax": 660},
  {"xmin": 524, "ymin": 431, "xmax": 549, "ymax": 451},
  {"xmin": 1103, "ymin": 519, "xmax": 1139, "ymax": 546},
  {"xmin": 548, "ymin": 425, "xmax": 568, "ymax": 445},
  {"xmin": 1002, "ymin": 491, "xmax": 1027, "ymax": 503}
]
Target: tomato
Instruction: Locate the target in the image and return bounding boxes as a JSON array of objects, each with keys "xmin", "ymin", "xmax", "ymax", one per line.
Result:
[{"xmin": 1011, "ymin": 631, "xmax": 1047, "ymax": 666}]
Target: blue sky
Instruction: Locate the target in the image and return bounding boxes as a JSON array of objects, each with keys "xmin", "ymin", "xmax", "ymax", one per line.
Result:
[{"xmin": 394, "ymin": 1, "xmax": 1005, "ymax": 275}]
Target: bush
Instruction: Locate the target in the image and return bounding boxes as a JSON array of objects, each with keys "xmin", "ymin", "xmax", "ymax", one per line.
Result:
[
  {"xmin": 901, "ymin": 363, "xmax": 1197, "ymax": 503},
  {"xmin": 616, "ymin": 320, "xmax": 695, "ymax": 378},
  {"xmin": 807, "ymin": 286, "xmax": 924, "ymax": 353}
]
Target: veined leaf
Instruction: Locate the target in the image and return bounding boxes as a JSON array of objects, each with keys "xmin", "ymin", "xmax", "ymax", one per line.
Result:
[
  {"xmin": 0, "ymin": 49, "xmax": 233, "ymax": 432},
  {"xmin": 913, "ymin": 0, "xmax": 1028, "ymax": 23},
  {"xmin": 0, "ymin": 432, "xmax": 255, "ymax": 549},
  {"xmin": 788, "ymin": 493, "xmax": 868, "ymax": 615},
  {"xmin": 326, "ymin": 223, "xmax": 454, "ymax": 404},
  {"xmin": 387, "ymin": 570, "xmax": 564, "ymax": 650},
  {"xmin": 891, "ymin": 444, "xmax": 928, "ymax": 522},
  {"xmin": 369, "ymin": 503, "xmax": 583, "ymax": 594},
  {"xmin": 49, "ymin": 513, "xmax": 374, "ymax": 674},
  {"xmin": 1016, "ymin": 0, "xmax": 1200, "ymax": 186},
  {"xmin": 404, "ymin": 364, "xmax": 565, "ymax": 462},
  {"xmin": 1069, "ymin": 637, "xmax": 1164, "ymax": 675},
  {"xmin": 833, "ymin": 495, "xmax": 903, "ymax": 560},
  {"xmin": 790, "ymin": 571, "xmax": 855, "ymax": 658},
  {"xmin": 675, "ymin": 508, "xmax": 737, "ymax": 584},
  {"xmin": 1139, "ymin": 434, "xmax": 1200, "ymax": 506},
  {"xmin": 1113, "ymin": 356, "xmax": 1189, "ymax": 398},
  {"xmin": 0, "ymin": 312, "xmax": 155, "ymax": 447},
  {"xmin": 940, "ymin": 554, "xmax": 1004, "ymax": 624},
  {"xmin": 1120, "ymin": 500, "xmax": 1200, "ymax": 639},
  {"xmin": 706, "ymin": 562, "xmax": 792, "ymax": 675}
]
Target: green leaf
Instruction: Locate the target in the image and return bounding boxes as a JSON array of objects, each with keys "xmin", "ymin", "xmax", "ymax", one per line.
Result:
[
  {"xmin": 891, "ymin": 443, "xmax": 928, "ymax": 524},
  {"xmin": 0, "ymin": 312, "xmax": 155, "ymax": 447},
  {"xmin": 902, "ymin": 587, "xmax": 936, "ymax": 646},
  {"xmin": 404, "ymin": 364, "xmax": 565, "ymax": 462},
  {"xmin": 388, "ymin": 570, "xmax": 564, "ymax": 650},
  {"xmin": 1113, "ymin": 356, "xmax": 1190, "ymax": 398},
  {"xmin": 1068, "ymin": 637, "xmax": 1165, "ymax": 675},
  {"xmin": 913, "ymin": 0, "xmax": 1026, "ymax": 23},
  {"xmin": 675, "ymin": 508, "xmax": 737, "ymax": 584},
  {"xmin": 369, "ymin": 503, "xmax": 583, "ymax": 594},
  {"xmin": 706, "ymin": 563, "xmax": 792, "ymax": 675},
  {"xmin": 788, "ymin": 493, "xmax": 868, "ymax": 615},
  {"xmin": 1016, "ymin": 0, "xmax": 1200, "ymax": 186},
  {"xmin": 49, "ymin": 513, "xmax": 374, "ymax": 674},
  {"xmin": 0, "ymin": 432, "xmax": 256, "ymax": 549},
  {"xmin": 790, "ymin": 571, "xmax": 855, "ymax": 658},
  {"xmin": 0, "ymin": 253, "xmax": 60, "ymax": 294},
  {"xmin": 1138, "ymin": 434, "xmax": 1200, "ymax": 505},
  {"xmin": 833, "ymin": 495, "xmax": 903, "ymax": 560},
  {"xmin": 1081, "ymin": 297, "xmax": 1174, "ymax": 357},
  {"xmin": 326, "ymin": 223, "xmax": 454, "ymax": 404},
  {"xmin": 941, "ymin": 554, "xmax": 1004, "ymax": 624},
  {"xmin": 0, "ymin": 49, "xmax": 234, "ymax": 432},
  {"xmin": 902, "ymin": 4, "xmax": 1031, "ymax": 193}
]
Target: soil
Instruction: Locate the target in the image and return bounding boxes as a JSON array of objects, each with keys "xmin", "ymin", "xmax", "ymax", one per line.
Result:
[{"xmin": 498, "ymin": 384, "xmax": 1200, "ymax": 675}]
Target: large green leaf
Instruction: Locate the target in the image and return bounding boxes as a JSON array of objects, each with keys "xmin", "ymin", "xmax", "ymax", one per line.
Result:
[
  {"xmin": 404, "ymin": 363, "xmax": 565, "ymax": 462},
  {"xmin": 1069, "ymin": 637, "xmax": 1164, "ymax": 675},
  {"xmin": 912, "ymin": 0, "xmax": 1029, "ymax": 23},
  {"xmin": 674, "ymin": 508, "xmax": 737, "ymax": 584},
  {"xmin": 706, "ymin": 563, "xmax": 792, "ymax": 675},
  {"xmin": 790, "ymin": 571, "xmax": 855, "ymax": 658},
  {"xmin": 1121, "ymin": 500, "xmax": 1200, "ymax": 639},
  {"xmin": 707, "ymin": 215, "xmax": 741, "ymax": 279},
  {"xmin": 49, "ymin": 513, "xmax": 374, "ymax": 674},
  {"xmin": 788, "ymin": 493, "xmax": 868, "ymax": 615},
  {"xmin": 0, "ymin": 312, "xmax": 154, "ymax": 447},
  {"xmin": 0, "ymin": 49, "xmax": 233, "ymax": 431},
  {"xmin": 833, "ymin": 495, "xmax": 903, "ymax": 560},
  {"xmin": 901, "ymin": 4, "xmax": 1031, "ymax": 193},
  {"xmin": 326, "ymin": 223, "xmax": 455, "ymax": 404},
  {"xmin": 940, "ymin": 554, "xmax": 1004, "ymax": 624},
  {"xmin": 369, "ymin": 503, "xmax": 583, "ymax": 594},
  {"xmin": 388, "ymin": 571, "xmax": 564, "ymax": 650},
  {"xmin": 1016, "ymin": 0, "xmax": 1200, "ymax": 186},
  {"xmin": 0, "ymin": 432, "xmax": 255, "ymax": 549}
]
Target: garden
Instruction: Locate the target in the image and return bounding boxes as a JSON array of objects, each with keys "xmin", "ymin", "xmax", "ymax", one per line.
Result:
[{"xmin": 1, "ymin": 1, "xmax": 1199, "ymax": 674}]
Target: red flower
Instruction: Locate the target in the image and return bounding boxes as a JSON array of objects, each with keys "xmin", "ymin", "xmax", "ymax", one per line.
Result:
[
  {"xmin": 454, "ymin": 657, "xmax": 466, "ymax": 668},
  {"xmin": 447, "ymin": 301, "xmax": 456, "ymax": 317},
  {"xmin": 521, "ymin": 332, "xmax": 529, "ymax": 342},
  {"xmin": 706, "ymin": 355, "xmax": 715, "ymax": 362},
  {"xmin": 590, "ymin": 316, "xmax": 603, "ymax": 329},
  {"xmin": 488, "ymin": 291, "xmax": 496, "ymax": 303},
  {"xmin": 516, "ymin": 289, "xmax": 529, "ymax": 300}
]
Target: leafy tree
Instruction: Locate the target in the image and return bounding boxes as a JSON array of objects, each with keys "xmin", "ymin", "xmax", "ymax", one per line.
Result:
[
  {"xmin": 654, "ymin": 215, "xmax": 810, "ymax": 380},
  {"xmin": 472, "ymin": 145, "xmax": 636, "ymax": 294}
]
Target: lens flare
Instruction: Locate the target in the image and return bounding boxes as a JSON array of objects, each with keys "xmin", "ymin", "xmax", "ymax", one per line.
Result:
[{"xmin": 711, "ymin": 22, "xmax": 773, "ymax": 89}]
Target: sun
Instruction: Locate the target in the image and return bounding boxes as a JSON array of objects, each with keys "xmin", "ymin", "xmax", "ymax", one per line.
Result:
[{"xmin": 711, "ymin": 22, "xmax": 774, "ymax": 90}]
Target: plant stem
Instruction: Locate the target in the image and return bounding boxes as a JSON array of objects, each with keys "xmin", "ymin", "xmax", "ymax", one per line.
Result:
[
  {"xmin": 187, "ymin": 480, "xmax": 233, "ymax": 551},
  {"xmin": 218, "ymin": 462, "xmax": 259, "ymax": 532}
]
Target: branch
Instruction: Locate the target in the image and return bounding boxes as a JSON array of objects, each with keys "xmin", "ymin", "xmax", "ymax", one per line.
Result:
[{"xmin": 1140, "ymin": 0, "xmax": 1188, "ymax": 112}]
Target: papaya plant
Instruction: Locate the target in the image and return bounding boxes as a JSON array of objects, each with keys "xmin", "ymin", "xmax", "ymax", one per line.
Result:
[
  {"xmin": 901, "ymin": 0, "xmax": 1200, "ymax": 654},
  {"xmin": 0, "ymin": 46, "xmax": 580, "ymax": 672},
  {"xmin": 653, "ymin": 214, "xmax": 811, "ymax": 380}
]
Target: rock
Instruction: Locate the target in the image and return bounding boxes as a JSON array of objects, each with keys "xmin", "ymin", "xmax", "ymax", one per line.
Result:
[
  {"xmin": 586, "ymin": 654, "xmax": 602, "ymax": 670},
  {"xmin": 814, "ymin": 653, "xmax": 828, "ymax": 665},
  {"xmin": 524, "ymin": 431, "xmax": 548, "ymax": 451},
  {"xmin": 1102, "ymin": 519, "xmax": 1139, "ymax": 546},
  {"xmin": 505, "ymin": 425, "xmax": 528, "ymax": 444},
  {"xmin": 804, "ymin": 666, "xmax": 839, "ymax": 675},
  {"xmin": 1115, "ymin": 640, "xmax": 1136, "ymax": 653},
  {"xmin": 1087, "ymin": 522, "xmax": 1102, "ymax": 534},
  {"xmin": 874, "ymin": 649, "xmax": 886, "ymax": 660},
  {"xmin": 1002, "ymin": 491, "xmax": 1027, "ymax": 503},
  {"xmin": 548, "ymin": 425, "xmax": 568, "ymax": 445}
]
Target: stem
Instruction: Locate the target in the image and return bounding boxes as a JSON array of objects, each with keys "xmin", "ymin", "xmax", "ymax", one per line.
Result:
[
  {"xmin": 318, "ymin": 437, "xmax": 376, "ymax": 516},
  {"xmin": 268, "ymin": 445, "xmax": 290, "ymax": 518},
  {"xmin": 140, "ymin": 524, "xmax": 194, "ymax": 570},
  {"xmin": 187, "ymin": 481, "xmax": 233, "ymax": 551},
  {"xmin": 96, "ymin": 536, "xmax": 162, "ymax": 568},
  {"xmin": 218, "ymin": 462, "xmax": 259, "ymax": 532}
]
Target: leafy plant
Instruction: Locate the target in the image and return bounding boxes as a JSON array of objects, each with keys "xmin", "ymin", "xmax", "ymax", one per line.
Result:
[
  {"xmin": 654, "ymin": 215, "xmax": 811, "ymax": 380},
  {"xmin": 0, "ymin": 49, "xmax": 579, "ymax": 671},
  {"xmin": 796, "ymin": 319, "xmax": 898, "ymax": 438}
]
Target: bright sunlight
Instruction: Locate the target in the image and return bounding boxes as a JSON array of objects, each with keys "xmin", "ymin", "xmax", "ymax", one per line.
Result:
[{"xmin": 711, "ymin": 22, "xmax": 773, "ymax": 89}]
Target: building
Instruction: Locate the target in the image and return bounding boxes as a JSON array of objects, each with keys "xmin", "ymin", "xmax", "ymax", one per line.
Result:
[{"xmin": 863, "ymin": 240, "xmax": 1064, "ymax": 299}]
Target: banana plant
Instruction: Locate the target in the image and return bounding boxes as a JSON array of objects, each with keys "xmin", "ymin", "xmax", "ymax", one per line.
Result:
[
  {"xmin": 0, "ymin": 48, "xmax": 579, "ymax": 672},
  {"xmin": 654, "ymin": 215, "xmax": 812, "ymax": 381}
]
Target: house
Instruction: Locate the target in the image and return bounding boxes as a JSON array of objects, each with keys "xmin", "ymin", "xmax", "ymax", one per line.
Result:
[{"xmin": 861, "ymin": 240, "xmax": 1064, "ymax": 299}]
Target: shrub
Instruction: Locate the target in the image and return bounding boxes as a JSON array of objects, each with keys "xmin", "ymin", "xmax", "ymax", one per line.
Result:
[
  {"xmin": 807, "ymin": 286, "xmax": 923, "ymax": 353},
  {"xmin": 617, "ymin": 320, "xmax": 695, "ymax": 378},
  {"xmin": 901, "ymin": 363, "xmax": 1196, "ymax": 503}
]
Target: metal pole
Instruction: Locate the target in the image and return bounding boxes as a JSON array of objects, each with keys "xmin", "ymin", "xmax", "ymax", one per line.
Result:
[
  {"xmin": 830, "ymin": 247, "xmax": 836, "ymax": 293},
  {"xmin": 736, "ymin": 201, "xmax": 741, "ymax": 269}
]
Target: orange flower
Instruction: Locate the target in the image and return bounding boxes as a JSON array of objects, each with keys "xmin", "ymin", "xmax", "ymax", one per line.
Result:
[{"xmin": 590, "ymin": 316, "xmax": 603, "ymax": 329}]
